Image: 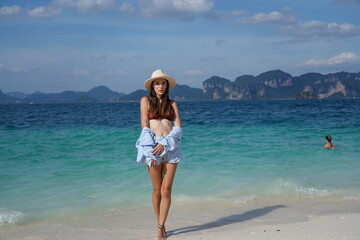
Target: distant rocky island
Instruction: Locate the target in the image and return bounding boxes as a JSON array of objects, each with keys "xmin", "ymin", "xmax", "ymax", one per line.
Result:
[
  {"xmin": 1, "ymin": 70, "xmax": 359, "ymax": 103},
  {"xmin": 203, "ymin": 70, "xmax": 360, "ymax": 100}
]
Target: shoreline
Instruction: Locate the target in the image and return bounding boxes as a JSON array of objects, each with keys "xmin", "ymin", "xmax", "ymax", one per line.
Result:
[{"xmin": 1, "ymin": 197, "xmax": 360, "ymax": 240}]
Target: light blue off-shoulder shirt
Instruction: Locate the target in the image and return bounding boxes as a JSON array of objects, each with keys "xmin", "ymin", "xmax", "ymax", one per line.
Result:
[{"xmin": 135, "ymin": 126, "xmax": 183, "ymax": 167}]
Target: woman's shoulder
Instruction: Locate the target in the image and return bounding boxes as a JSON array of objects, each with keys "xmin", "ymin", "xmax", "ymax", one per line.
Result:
[
  {"xmin": 170, "ymin": 100, "xmax": 179, "ymax": 111},
  {"xmin": 140, "ymin": 97, "xmax": 149, "ymax": 110},
  {"xmin": 170, "ymin": 99, "xmax": 178, "ymax": 106},
  {"xmin": 140, "ymin": 96, "xmax": 149, "ymax": 103}
]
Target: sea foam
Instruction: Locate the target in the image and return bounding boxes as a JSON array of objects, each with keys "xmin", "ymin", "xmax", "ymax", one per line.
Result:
[{"xmin": 0, "ymin": 208, "xmax": 25, "ymax": 226}]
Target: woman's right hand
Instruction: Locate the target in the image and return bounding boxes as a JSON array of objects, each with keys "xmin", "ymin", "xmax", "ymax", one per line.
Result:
[{"xmin": 152, "ymin": 143, "xmax": 164, "ymax": 155}]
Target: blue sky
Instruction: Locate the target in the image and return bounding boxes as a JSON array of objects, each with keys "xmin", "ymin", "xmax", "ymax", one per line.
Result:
[{"xmin": 1, "ymin": 0, "xmax": 359, "ymax": 94}]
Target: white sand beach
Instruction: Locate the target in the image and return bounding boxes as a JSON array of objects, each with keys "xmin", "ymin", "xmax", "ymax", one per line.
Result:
[{"xmin": 1, "ymin": 197, "xmax": 360, "ymax": 240}]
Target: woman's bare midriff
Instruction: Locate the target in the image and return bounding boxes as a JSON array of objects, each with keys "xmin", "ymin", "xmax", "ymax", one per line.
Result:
[{"xmin": 149, "ymin": 119, "xmax": 172, "ymax": 136}]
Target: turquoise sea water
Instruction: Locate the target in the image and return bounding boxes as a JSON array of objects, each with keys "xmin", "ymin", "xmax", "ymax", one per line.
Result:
[{"xmin": 1, "ymin": 100, "xmax": 360, "ymax": 226}]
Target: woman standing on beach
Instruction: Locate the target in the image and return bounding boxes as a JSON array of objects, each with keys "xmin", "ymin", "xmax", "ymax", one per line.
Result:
[{"xmin": 136, "ymin": 69, "xmax": 183, "ymax": 240}]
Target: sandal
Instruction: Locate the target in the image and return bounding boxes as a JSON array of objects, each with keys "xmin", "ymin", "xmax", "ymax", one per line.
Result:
[{"xmin": 158, "ymin": 224, "xmax": 167, "ymax": 240}]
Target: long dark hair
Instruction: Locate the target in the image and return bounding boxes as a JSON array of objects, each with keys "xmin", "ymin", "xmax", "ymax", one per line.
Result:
[{"xmin": 147, "ymin": 80, "xmax": 172, "ymax": 117}]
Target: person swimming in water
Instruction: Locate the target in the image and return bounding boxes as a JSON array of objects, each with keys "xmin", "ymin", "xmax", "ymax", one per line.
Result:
[{"xmin": 324, "ymin": 135, "xmax": 335, "ymax": 148}]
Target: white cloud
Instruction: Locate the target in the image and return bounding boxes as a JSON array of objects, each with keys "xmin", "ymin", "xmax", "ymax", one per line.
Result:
[
  {"xmin": 281, "ymin": 6, "xmax": 293, "ymax": 12},
  {"xmin": 26, "ymin": 0, "xmax": 116, "ymax": 18},
  {"xmin": 52, "ymin": 0, "xmax": 115, "ymax": 12},
  {"xmin": 28, "ymin": 0, "xmax": 115, "ymax": 18},
  {"xmin": 228, "ymin": 10, "xmax": 246, "ymax": 17},
  {"xmin": 207, "ymin": 9, "xmax": 295, "ymax": 25},
  {"xmin": 236, "ymin": 11, "xmax": 296, "ymax": 25},
  {"xmin": 10, "ymin": 67, "xmax": 28, "ymax": 73},
  {"xmin": 91, "ymin": 53, "xmax": 107, "ymax": 60},
  {"xmin": 280, "ymin": 20, "xmax": 360, "ymax": 41},
  {"xmin": 29, "ymin": 6, "xmax": 61, "ymax": 18},
  {"xmin": 204, "ymin": 10, "xmax": 246, "ymax": 21},
  {"xmin": 119, "ymin": 2, "xmax": 136, "ymax": 15},
  {"xmin": 206, "ymin": 8, "xmax": 359, "ymax": 41},
  {"xmin": 299, "ymin": 52, "xmax": 360, "ymax": 66},
  {"xmin": 327, "ymin": 52, "xmax": 360, "ymax": 65},
  {"xmin": 73, "ymin": 68, "xmax": 89, "ymax": 76},
  {"xmin": 0, "ymin": 5, "xmax": 21, "ymax": 17},
  {"xmin": 137, "ymin": 0, "xmax": 214, "ymax": 20},
  {"xmin": 99, "ymin": 69, "xmax": 126, "ymax": 76}
]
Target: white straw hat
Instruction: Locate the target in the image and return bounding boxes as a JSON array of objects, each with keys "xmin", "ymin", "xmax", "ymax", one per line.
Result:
[{"xmin": 144, "ymin": 69, "xmax": 176, "ymax": 90}]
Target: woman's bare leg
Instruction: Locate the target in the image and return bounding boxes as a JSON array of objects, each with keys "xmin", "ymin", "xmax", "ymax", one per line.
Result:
[
  {"xmin": 148, "ymin": 164, "xmax": 163, "ymax": 223},
  {"xmin": 148, "ymin": 162, "xmax": 178, "ymax": 238},
  {"xmin": 159, "ymin": 162, "xmax": 178, "ymax": 226}
]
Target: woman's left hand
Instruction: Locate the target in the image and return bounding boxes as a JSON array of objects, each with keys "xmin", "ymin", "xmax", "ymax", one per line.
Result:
[{"xmin": 152, "ymin": 143, "xmax": 164, "ymax": 155}]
